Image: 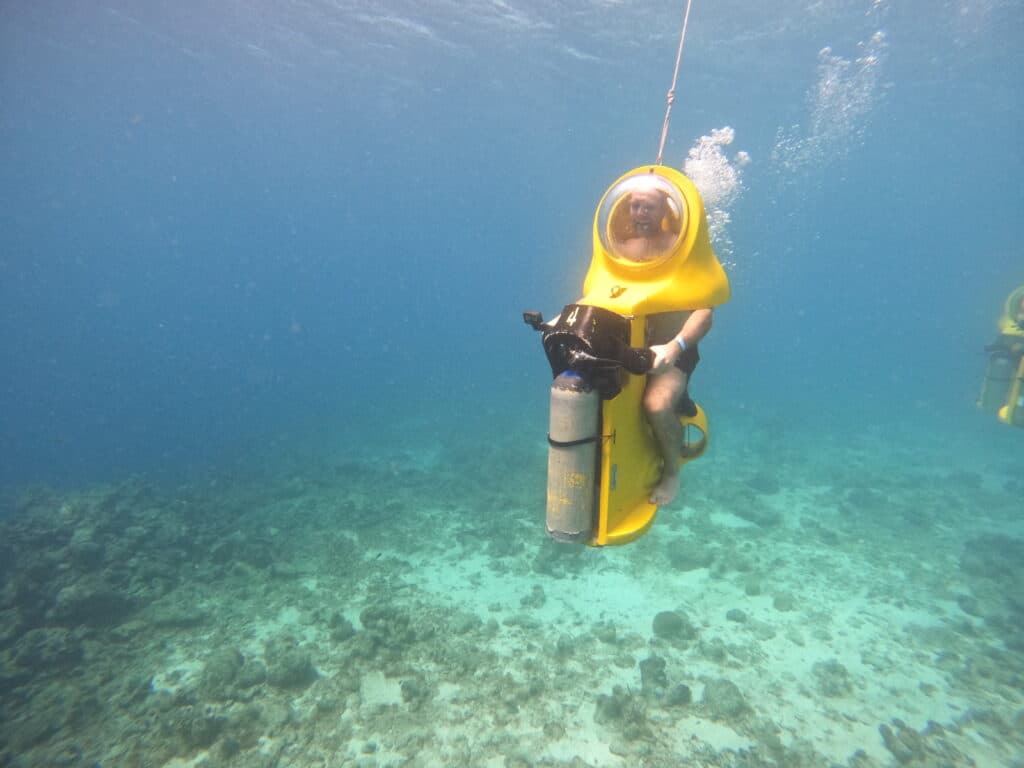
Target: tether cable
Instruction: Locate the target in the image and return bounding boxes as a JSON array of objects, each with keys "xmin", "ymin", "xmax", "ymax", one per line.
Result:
[{"xmin": 656, "ymin": 0, "xmax": 694, "ymax": 166}]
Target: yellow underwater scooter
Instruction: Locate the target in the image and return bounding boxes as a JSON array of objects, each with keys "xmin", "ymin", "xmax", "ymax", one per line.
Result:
[
  {"xmin": 524, "ymin": 165, "xmax": 730, "ymax": 546},
  {"xmin": 978, "ymin": 285, "xmax": 1024, "ymax": 427}
]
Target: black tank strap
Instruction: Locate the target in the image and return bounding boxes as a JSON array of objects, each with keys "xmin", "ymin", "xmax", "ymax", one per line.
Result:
[{"xmin": 547, "ymin": 434, "xmax": 600, "ymax": 448}]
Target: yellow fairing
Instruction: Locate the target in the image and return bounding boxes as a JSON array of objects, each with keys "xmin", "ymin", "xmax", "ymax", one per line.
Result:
[
  {"xmin": 594, "ymin": 375, "xmax": 710, "ymax": 546},
  {"xmin": 593, "ymin": 320, "xmax": 661, "ymax": 546},
  {"xmin": 582, "ymin": 166, "xmax": 729, "ymax": 546},
  {"xmin": 680, "ymin": 406, "xmax": 709, "ymax": 461},
  {"xmin": 582, "ymin": 165, "xmax": 730, "ymax": 316}
]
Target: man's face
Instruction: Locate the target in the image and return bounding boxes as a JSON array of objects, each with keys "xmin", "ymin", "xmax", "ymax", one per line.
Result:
[{"xmin": 630, "ymin": 189, "xmax": 666, "ymax": 235}]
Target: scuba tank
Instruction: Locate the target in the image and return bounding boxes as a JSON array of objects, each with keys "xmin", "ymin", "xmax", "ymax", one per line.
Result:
[
  {"xmin": 546, "ymin": 372, "xmax": 600, "ymax": 542},
  {"xmin": 525, "ymin": 305, "xmax": 653, "ymax": 543}
]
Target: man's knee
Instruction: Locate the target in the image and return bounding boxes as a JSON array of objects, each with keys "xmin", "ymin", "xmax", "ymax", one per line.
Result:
[
  {"xmin": 643, "ymin": 387, "xmax": 674, "ymax": 415},
  {"xmin": 643, "ymin": 373, "xmax": 687, "ymax": 416}
]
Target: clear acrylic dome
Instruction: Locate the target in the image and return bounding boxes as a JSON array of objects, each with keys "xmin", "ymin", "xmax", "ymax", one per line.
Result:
[{"xmin": 597, "ymin": 172, "xmax": 687, "ymax": 263}]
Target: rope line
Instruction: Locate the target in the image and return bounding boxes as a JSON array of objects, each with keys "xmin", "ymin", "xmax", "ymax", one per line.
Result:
[{"xmin": 656, "ymin": 0, "xmax": 693, "ymax": 166}]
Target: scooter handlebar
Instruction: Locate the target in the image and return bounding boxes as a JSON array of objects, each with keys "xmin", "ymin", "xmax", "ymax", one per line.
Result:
[
  {"xmin": 570, "ymin": 347, "xmax": 653, "ymax": 375},
  {"xmin": 523, "ymin": 310, "xmax": 545, "ymax": 331}
]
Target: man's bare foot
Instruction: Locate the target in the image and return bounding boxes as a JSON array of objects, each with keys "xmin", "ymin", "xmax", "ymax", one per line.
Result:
[{"xmin": 650, "ymin": 469, "xmax": 679, "ymax": 506}]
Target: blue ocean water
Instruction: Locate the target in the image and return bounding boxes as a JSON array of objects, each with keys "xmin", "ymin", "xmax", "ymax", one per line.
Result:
[
  {"xmin": 1, "ymin": 1, "xmax": 1021, "ymax": 489},
  {"xmin": 3, "ymin": 5, "xmax": 1024, "ymax": 766}
]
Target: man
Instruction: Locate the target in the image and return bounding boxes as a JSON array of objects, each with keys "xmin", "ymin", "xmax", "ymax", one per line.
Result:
[
  {"xmin": 619, "ymin": 187, "xmax": 713, "ymax": 505},
  {"xmin": 616, "ymin": 186, "xmax": 679, "ymax": 261},
  {"xmin": 643, "ymin": 307, "xmax": 712, "ymax": 504}
]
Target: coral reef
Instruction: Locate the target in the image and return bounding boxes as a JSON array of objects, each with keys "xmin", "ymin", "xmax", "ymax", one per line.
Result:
[{"xmin": 0, "ymin": 421, "xmax": 1022, "ymax": 767}]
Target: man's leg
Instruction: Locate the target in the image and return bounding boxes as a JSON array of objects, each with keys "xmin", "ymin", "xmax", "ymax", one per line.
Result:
[{"xmin": 643, "ymin": 367, "xmax": 689, "ymax": 505}]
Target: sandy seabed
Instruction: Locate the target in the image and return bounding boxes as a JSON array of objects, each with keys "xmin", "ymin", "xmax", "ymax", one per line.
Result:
[{"xmin": 1, "ymin": 413, "xmax": 1022, "ymax": 768}]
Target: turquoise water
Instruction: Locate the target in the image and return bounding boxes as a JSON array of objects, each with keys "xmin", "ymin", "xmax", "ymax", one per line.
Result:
[{"xmin": 1, "ymin": 1, "xmax": 1022, "ymax": 766}]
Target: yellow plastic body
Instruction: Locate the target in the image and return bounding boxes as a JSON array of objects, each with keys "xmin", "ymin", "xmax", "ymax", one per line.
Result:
[
  {"xmin": 582, "ymin": 166, "xmax": 730, "ymax": 316},
  {"xmin": 980, "ymin": 285, "xmax": 1024, "ymax": 427},
  {"xmin": 580, "ymin": 166, "xmax": 730, "ymax": 546}
]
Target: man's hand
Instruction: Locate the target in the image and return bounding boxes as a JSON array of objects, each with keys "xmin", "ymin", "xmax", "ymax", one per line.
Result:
[{"xmin": 648, "ymin": 342, "xmax": 679, "ymax": 374}]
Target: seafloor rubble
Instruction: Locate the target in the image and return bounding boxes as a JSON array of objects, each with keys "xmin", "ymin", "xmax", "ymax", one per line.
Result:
[{"xmin": 0, "ymin": 425, "xmax": 1022, "ymax": 767}]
